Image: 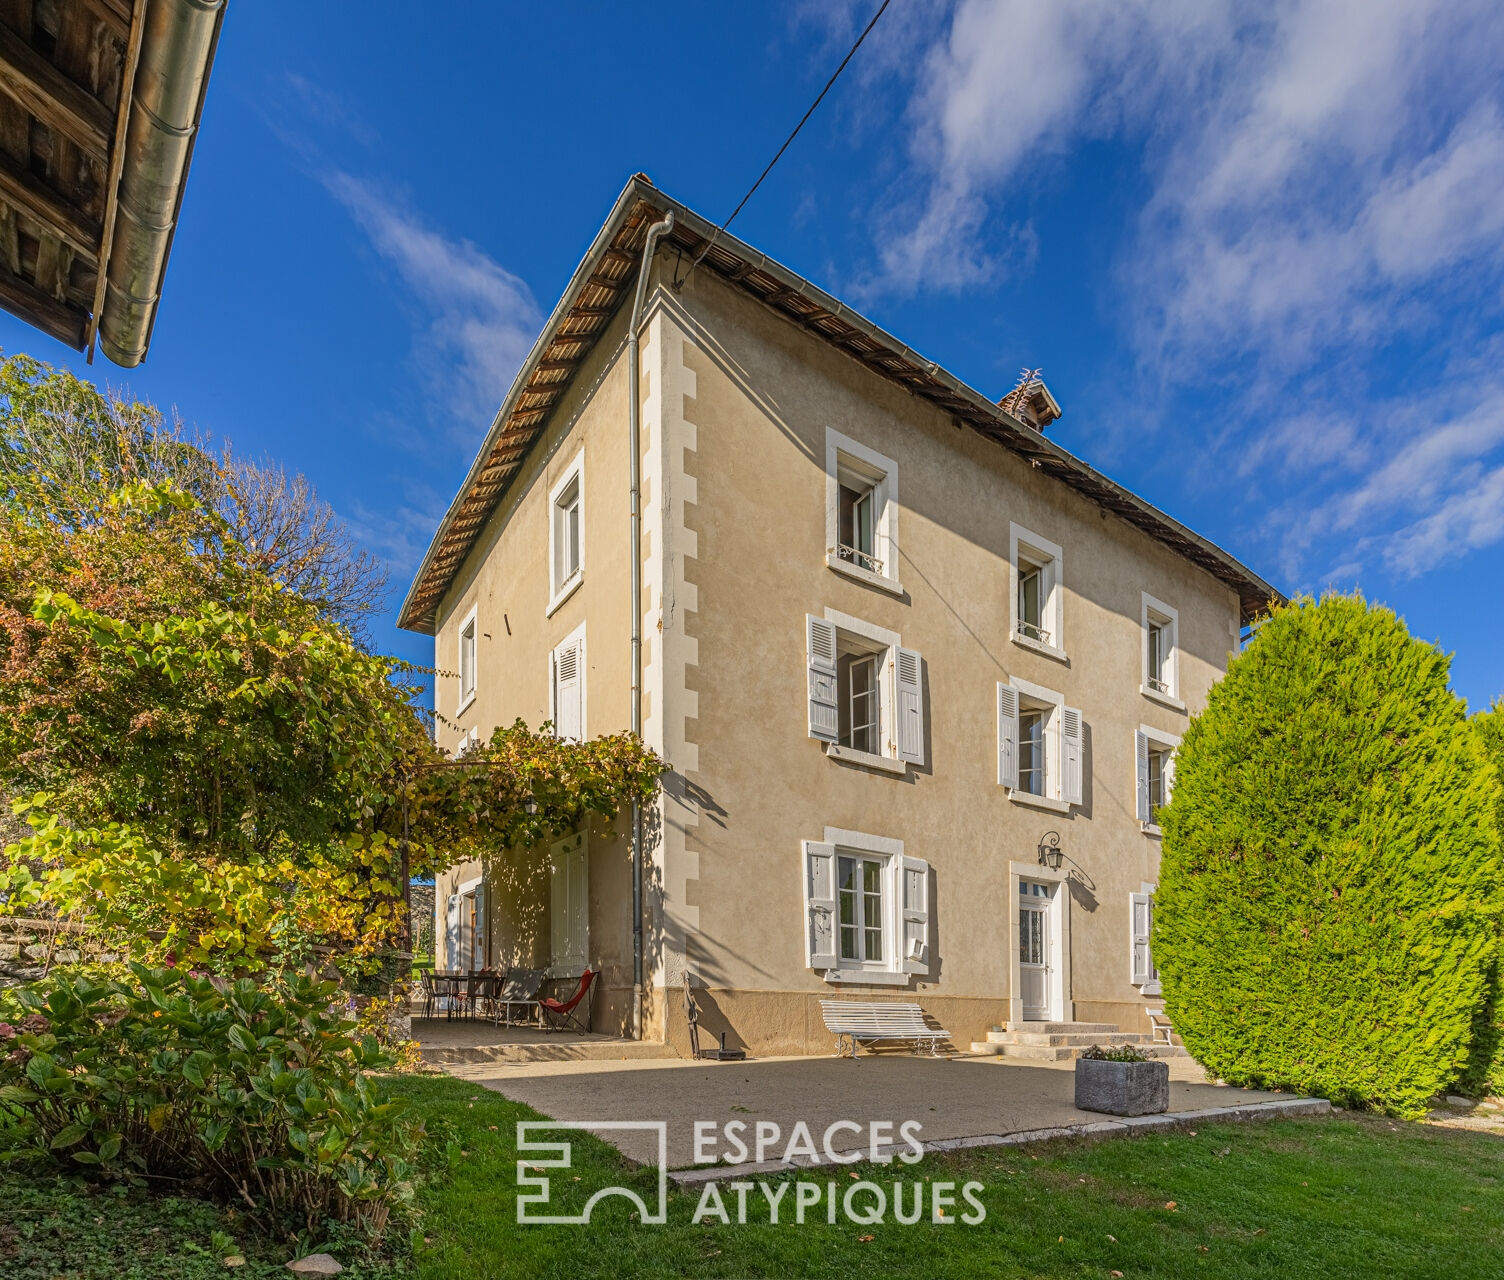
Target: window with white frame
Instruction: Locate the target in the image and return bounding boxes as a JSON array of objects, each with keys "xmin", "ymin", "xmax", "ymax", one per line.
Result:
[
  {"xmin": 455, "ymin": 726, "xmax": 480, "ymax": 757},
  {"xmin": 548, "ymin": 451, "xmax": 584, "ymax": 610},
  {"xmin": 1130, "ymin": 885, "xmax": 1160, "ymax": 992},
  {"xmin": 1010, "ymin": 523, "xmax": 1064, "ymax": 655},
  {"xmin": 997, "ymin": 678, "xmax": 1083, "ymax": 807},
  {"xmin": 1141, "ymin": 594, "xmax": 1180, "ymax": 703},
  {"xmin": 807, "ymin": 612, "xmax": 924, "ymax": 769},
  {"xmin": 549, "ymin": 623, "xmax": 586, "ymax": 741},
  {"xmin": 802, "ymin": 829, "xmax": 930, "ymax": 982},
  {"xmin": 824, "ymin": 429, "xmax": 900, "ymax": 591},
  {"xmin": 457, "ymin": 606, "xmax": 477, "ymax": 713},
  {"xmin": 1134, "ymin": 725, "xmax": 1180, "ymax": 830}
]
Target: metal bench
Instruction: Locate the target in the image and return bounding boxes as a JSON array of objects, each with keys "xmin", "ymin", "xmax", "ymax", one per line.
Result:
[
  {"xmin": 820, "ymin": 999, "xmax": 950, "ymax": 1058},
  {"xmin": 1147, "ymin": 1007, "xmax": 1175, "ymax": 1046}
]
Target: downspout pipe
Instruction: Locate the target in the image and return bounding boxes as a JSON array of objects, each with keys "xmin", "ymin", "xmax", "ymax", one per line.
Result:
[{"xmin": 629, "ymin": 209, "xmax": 674, "ymax": 1042}]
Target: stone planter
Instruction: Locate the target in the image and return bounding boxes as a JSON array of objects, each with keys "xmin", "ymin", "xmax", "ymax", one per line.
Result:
[{"xmin": 1074, "ymin": 1056, "xmax": 1169, "ymax": 1116}]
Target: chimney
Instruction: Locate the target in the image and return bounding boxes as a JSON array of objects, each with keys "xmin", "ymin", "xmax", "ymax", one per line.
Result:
[{"xmin": 999, "ymin": 368, "xmax": 1062, "ymax": 430}]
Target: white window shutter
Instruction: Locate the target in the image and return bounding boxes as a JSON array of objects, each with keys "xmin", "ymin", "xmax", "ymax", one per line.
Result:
[
  {"xmin": 473, "ymin": 886, "xmax": 487, "ymax": 968},
  {"xmin": 895, "ymin": 647, "xmax": 924, "ymax": 765},
  {"xmin": 803, "ymin": 841, "xmax": 838, "ymax": 969},
  {"xmin": 1061, "ymin": 705, "xmax": 1083, "ymax": 806},
  {"xmin": 554, "ymin": 640, "xmax": 583, "ymax": 741},
  {"xmin": 445, "ymin": 893, "xmax": 462, "ymax": 970},
  {"xmin": 1129, "ymin": 892, "xmax": 1152, "ymax": 985},
  {"xmin": 996, "ymin": 683, "xmax": 1019, "ymax": 789},
  {"xmin": 1134, "ymin": 730, "xmax": 1151, "ymax": 822},
  {"xmin": 806, "ymin": 616, "xmax": 838, "ymax": 742},
  {"xmin": 900, "ymin": 856, "xmax": 930, "ymax": 974}
]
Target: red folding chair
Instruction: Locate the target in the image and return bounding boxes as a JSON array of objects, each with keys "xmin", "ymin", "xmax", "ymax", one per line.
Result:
[{"xmin": 540, "ymin": 969, "xmax": 596, "ymax": 1034}]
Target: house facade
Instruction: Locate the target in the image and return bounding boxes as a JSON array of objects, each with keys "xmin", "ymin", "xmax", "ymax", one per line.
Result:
[{"xmin": 401, "ymin": 177, "xmax": 1278, "ymax": 1056}]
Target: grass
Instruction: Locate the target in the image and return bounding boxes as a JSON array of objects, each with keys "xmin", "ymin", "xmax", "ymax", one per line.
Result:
[
  {"xmin": 3, "ymin": 1070, "xmax": 1500, "ymax": 1278},
  {"xmin": 402, "ymin": 1072, "xmax": 1504, "ymax": 1279}
]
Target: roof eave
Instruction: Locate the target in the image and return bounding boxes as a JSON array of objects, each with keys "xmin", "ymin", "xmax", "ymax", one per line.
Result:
[{"xmin": 400, "ymin": 176, "xmax": 1282, "ymax": 633}]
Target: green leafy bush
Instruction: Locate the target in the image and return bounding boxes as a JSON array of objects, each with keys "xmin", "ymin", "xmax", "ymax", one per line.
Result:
[
  {"xmin": 1155, "ymin": 595, "xmax": 1504, "ymax": 1117},
  {"xmin": 0, "ymin": 964, "xmax": 419, "ymax": 1235},
  {"xmin": 1460, "ymin": 699, "xmax": 1504, "ymax": 1098}
]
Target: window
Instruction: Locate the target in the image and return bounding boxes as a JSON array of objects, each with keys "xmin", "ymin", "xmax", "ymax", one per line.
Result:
[
  {"xmin": 548, "ymin": 450, "xmax": 585, "ymax": 612},
  {"xmin": 838, "ymin": 472, "xmax": 879, "ymax": 574},
  {"xmin": 837, "ymin": 854, "xmax": 885, "ymax": 964},
  {"xmin": 997, "ymin": 679, "xmax": 1083, "ymax": 808},
  {"xmin": 1135, "ymin": 725, "xmax": 1180, "ymax": 831},
  {"xmin": 803, "ymin": 829, "xmax": 930, "ymax": 982},
  {"xmin": 807, "ymin": 612, "xmax": 925, "ymax": 769},
  {"xmin": 824, "ymin": 428, "xmax": 901, "ymax": 593},
  {"xmin": 1018, "ymin": 708, "xmax": 1046, "ymax": 796},
  {"xmin": 550, "ymin": 623, "xmax": 586, "ymax": 741},
  {"xmin": 1130, "ymin": 886, "xmax": 1160, "ymax": 993},
  {"xmin": 1009, "ymin": 524, "xmax": 1064, "ymax": 656},
  {"xmin": 1141, "ymin": 594, "xmax": 1181, "ymax": 705},
  {"xmin": 457, "ymin": 605, "xmax": 477, "ymax": 713},
  {"xmin": 838, "ymin": 651, "xmax": 880, "ymax": 754}
]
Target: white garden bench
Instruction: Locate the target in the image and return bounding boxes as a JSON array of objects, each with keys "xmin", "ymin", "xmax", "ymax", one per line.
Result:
[
  {"xmin": 820, "ymin": 999, "xmax": 950, "ymax": 1058},
  {"xmin": 1147, "ymin": 1007, "xmax": 1175, "ymax": 1045}
]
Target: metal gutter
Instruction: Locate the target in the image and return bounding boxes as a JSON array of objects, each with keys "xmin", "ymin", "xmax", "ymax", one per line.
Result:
[{"xmin": 97, "ymin": 0, "xmax": 226, "ymax": 367}]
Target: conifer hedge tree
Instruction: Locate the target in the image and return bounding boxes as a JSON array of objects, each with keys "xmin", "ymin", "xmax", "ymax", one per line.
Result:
[{"xmin": 1154, "ymin": 595, "xmax": 1503, "ymax": 1117}]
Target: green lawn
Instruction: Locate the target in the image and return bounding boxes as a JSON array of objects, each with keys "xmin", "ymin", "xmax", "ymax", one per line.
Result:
[
  {"xmin": 3, "ymin": 1070, "xmax": 1501, "ymax": 1279},
  {"xmin": 401, "ymin": 1072, "xmax": 1502, "ymax": 1280}
]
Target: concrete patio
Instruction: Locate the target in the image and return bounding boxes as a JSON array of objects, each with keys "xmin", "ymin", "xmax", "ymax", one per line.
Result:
[
  {"xmin": 439, "ymin": 1047, "xmax": 1319, "ymax": 1170},
  {"xmin": 411, "ymin": 1016, "xmax": 677, "ymax": 1067}
]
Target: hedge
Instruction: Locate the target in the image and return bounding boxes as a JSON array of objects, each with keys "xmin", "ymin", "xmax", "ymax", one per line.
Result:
[{"xmin": 1155, "ymin": 595, "xmax": 1504, "ymax": 1117}]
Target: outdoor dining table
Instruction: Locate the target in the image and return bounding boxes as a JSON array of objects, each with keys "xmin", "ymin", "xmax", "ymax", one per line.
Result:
[{"xmin": 429, "ymin": 970, "xmax": 503, "ymax": 1020}]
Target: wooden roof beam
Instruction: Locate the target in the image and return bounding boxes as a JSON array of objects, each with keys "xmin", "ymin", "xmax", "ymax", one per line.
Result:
[
  {"xmin": 0, "ymin": 155, "xmax": 99, "ymax": 256},
  {"xmin": 0, "ymin": 23, "xmax": 112, "ymax": 157},
  {"xmin": 0, "ymin": 267, "xmax": 84, "ymax": 348}
]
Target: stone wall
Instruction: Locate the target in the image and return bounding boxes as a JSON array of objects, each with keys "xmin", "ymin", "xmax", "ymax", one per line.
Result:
[{"xmin": 0, "ymin": 918, "xmax": 117, "ymax": 988}]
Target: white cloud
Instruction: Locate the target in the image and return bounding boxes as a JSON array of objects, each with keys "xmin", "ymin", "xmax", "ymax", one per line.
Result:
[
  {"xmin": 323, "ymin": 172, "xmax": 541, "ymax": 430},
  {"xmin": 867, "ymin": 0, "xmax": 1504, "ymax": 582}
]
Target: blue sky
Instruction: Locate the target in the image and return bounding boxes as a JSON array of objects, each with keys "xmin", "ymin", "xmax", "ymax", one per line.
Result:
[{"xmin": 6, "ymin": 1, "xmax": 1502, "ymax": 711}]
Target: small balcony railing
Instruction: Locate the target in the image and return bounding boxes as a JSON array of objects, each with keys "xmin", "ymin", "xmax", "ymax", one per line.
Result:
[
  {"xmin": 837, "ymin": 543, "xmax": 883, "ymax": 575},
  {"xmin": 1016, "ymin": 618, "xmax": 1052, "ymax": 645}
]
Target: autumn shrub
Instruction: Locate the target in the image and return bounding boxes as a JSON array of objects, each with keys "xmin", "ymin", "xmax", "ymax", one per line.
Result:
[
  {"xmin": 1155, "ymin": 594, "xmax": 1504, "ymax": 1117},
  {"xmin": 0, "ymin": 964, "xmax": 420, "ymax": 1236}
]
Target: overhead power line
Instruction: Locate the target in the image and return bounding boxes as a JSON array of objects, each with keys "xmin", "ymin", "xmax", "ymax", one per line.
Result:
[{"xmin": 678, "ymin": 0, "xmax": 892, "ymax": 290}]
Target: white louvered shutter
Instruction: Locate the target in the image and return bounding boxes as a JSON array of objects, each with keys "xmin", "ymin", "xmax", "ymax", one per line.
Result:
[
  {"xmin": 1129, "ymin": 892, "xmax": 1153, "ymax": 985},
  {"xmin": 806, "ymin": 616, "xmax": 838, "ymax": 742},
  {"xmin": 802, "ymin": 841, "xmax": 839, "ymax": 969},
  {"xmin": 901, "ymin": 856, "xmax": 931, "ymax": 974},
  {"xmin": 1134, "ymin": 730, "xmax": 1151, "ymax": 822},
  {"xmin": 553, "ymin": 640, "xmax": 583, "ymax": 741},
  {"xmin": 1061, "ymin": 705, "xmax": 1083, "ymax": 805},
  {"xmin": 895, "ymin": 647, "xmax": 924, "ymax": 765},
  {"xmin": 997, "ymin": 683, "xmax": 1019, "ymax": 788}
]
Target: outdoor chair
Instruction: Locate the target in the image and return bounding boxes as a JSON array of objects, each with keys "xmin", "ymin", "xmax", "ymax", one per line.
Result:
[
  {"xmin": 491, "ymin": 968, "xmax": 546, "ymax": 1026},
  {"xmin": 540, "ymin": 969, "xmax": 596, "ymax": 1034},
  {"xmin": 417, "ymin": 969, "xmax": 436, "ymax": 1020}
]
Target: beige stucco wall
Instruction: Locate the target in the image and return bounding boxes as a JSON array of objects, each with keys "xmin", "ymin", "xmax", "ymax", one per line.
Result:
[
  {"xmin": 428, "ymin": 303, "xmax": 639, "ymax": 1033},
  {"xmin": 645, "ymin": 262, "xmax": 1242, "ymax": 1055}
]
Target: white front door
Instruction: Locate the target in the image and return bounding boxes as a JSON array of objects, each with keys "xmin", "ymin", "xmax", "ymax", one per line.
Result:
[{"xmin": 1019, "ymin": 880, "xmax": 1054, "ymax": 1021}]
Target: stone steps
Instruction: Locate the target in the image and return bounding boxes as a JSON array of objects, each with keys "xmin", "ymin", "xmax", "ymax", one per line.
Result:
[{"xmin": 967, "ymin": 1020, "xmax": 1189, "ymax": 1061}]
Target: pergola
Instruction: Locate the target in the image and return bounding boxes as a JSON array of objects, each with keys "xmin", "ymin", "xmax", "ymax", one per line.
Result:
[{"xmin": 0, "ymin": 0, "xmax": 224, "ymax": 366}]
